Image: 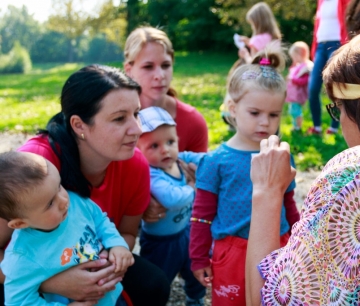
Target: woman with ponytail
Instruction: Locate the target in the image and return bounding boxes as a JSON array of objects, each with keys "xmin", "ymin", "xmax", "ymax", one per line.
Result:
[{"xmin": 0, "ymin": 64, "xmax": 170, "ymax": 306}]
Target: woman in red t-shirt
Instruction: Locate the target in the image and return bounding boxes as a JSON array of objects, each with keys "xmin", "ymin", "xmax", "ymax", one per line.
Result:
[
  {"xmin": 0, "ymin": 65, "xmax": 170, "ymax": 306},
  {"xmin": 123, "ymin": 26, "xmax": 209, "ymax": 222}
]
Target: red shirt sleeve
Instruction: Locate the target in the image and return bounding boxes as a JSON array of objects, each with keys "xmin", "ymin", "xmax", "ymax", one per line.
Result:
[
  {"xmin": 175, "ymin": 100, "xmax": 208, "ymax": 153},
  {"xmin": 190, "ymin": 189, "xmax": 218, "ymax": 271},
  {"xmin": 283, "ymin": 190, "xmax": 300, "ymax": 235}
]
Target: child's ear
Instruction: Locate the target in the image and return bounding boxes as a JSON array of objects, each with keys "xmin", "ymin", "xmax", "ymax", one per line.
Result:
[
  {"xmin": 8, "ymin": 218, "xmax": 29, "ymax": 229},
  {"xmin": 228, "ymin": 99, "xmax": 237, "ymax": 118},
  {"xmin": 124, "ymin": 62, "xmax": 132, "ymax": 77}
]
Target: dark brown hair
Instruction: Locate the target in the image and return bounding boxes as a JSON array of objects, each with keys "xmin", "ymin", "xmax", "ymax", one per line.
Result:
[
  {"xmin": 0, "ymin": 152, "xmax": 47, "ymax": 221},
  {"xmin": 346, "ymin": 0, "xmax": 360, "ymax": 39},
  {"xmin": 323, "ymin": 35, "xmax": 360, "ymax": 131}
]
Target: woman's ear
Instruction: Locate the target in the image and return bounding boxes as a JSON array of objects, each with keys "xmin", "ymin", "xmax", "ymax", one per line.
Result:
[
  {"xmin": 8, "ymin": 218, "xmax": 29, "ymax": 229},
  {"xmin": 70, "ymin": 115, "xmax": 86, "ymax": 139}
]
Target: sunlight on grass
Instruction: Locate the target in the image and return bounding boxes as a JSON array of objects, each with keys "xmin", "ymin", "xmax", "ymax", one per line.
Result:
[{"xmin": 0, "ymin": 53, "xmax": 348, "ymax": 170}]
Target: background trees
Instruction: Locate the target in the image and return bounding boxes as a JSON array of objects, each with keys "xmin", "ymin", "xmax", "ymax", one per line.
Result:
[{"xmin": 0, "ymin": 0, "xmax": 317, "ymax": 65}]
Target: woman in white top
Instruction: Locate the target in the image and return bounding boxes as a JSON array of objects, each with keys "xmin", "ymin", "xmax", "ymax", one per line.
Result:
[{"xmin": 307, "ymin": 0, "xmax": 350, "ymax": 135}]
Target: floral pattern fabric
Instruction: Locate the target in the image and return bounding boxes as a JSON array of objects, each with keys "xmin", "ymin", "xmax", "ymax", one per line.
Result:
[{"xmin": 259, "ymin": 147, "xmax": 360, "ymax": 305}]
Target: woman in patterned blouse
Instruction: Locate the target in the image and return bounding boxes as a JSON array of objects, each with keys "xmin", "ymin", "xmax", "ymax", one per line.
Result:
[{"xmin": 247, "ymin": 35, "xmax": 360, "ymax": 305}]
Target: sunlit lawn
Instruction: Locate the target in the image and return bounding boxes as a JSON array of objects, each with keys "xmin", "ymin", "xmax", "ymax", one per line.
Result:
[{"xmin": 0, "ymin": 53, "xmax": 347, "ymax": 170}]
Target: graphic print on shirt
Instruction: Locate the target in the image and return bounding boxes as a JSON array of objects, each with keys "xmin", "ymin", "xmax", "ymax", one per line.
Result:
[
  {"xmin": 173, "ymin": 204, "xmax": 191, "ymax": 223},
  {"xmin": 60, "ymin": 225, "xmax": 103, "ymax": 265}
]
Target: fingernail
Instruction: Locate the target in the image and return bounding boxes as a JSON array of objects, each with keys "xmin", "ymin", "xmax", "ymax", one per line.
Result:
[{"xmin": 99, "ymin": 259, "xmax": 107, "ymax": 264}]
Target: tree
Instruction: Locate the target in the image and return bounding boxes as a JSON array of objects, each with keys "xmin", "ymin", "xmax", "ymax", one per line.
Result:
[
  {"xmin": 47, "ymin": 0, "xmax": 89, "ymax": 62},
  {"xmin": 0, "ymin": 5, "xmax": 41, "ymax": 54}
]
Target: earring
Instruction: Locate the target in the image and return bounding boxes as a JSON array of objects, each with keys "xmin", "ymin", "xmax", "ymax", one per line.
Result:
[{"xmin": 81, "ymin": 133, "xmax": 85, "ymax": 140}]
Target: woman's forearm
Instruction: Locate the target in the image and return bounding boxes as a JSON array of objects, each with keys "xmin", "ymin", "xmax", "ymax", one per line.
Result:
[
  {"xmin": 246, "ymin": 190, "xmax": 283, "ymax": 306},
  {"xmin": 122, "ymin": 233, "xmax": 136, "ymax": 251}
]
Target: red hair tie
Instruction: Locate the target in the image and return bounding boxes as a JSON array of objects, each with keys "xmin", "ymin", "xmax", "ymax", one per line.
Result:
[{"xmin": 259, "ymin": 58, "xmax": 271, "ymax": 65}]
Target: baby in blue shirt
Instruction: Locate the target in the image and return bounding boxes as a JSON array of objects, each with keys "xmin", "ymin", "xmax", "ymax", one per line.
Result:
[
  {"xmin": 0, "ymin": 151, "xmax": 133, "ymax": 306},
  {"xmin": 137, "ymin": 106, "xmax": 206, "ymax": 306}
]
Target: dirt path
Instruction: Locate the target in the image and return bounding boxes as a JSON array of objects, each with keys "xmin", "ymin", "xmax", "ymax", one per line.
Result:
[{"xmin": 0, "ymin": 132, "xmax": 320, "ymax": 305}]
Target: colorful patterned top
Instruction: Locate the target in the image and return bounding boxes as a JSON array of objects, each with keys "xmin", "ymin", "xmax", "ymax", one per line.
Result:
[{"xmin": 258, "ymin": 146, "xmax": 360, "ymax": 305}]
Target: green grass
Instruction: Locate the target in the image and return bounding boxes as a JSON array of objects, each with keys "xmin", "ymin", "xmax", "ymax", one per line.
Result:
[{"xmin": 0, "ymin": 53, "xmax": 348, "ymax": 170}]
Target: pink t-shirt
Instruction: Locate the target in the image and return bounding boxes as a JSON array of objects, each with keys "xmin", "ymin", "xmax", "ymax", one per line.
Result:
[
  {"xmin": 18, "ymin": 135, "xmax": 150, "ymax": 227},
  {"xmin": 175, "ymin": 99, "xmax": 208, "ymax": 153},
  {"xmin": 285, "ymin": 63, "xmax": 309, "ymax": 104},
  {"xmin": 249, "ymin": 33, "xmax": 273, "ymax": 52}
]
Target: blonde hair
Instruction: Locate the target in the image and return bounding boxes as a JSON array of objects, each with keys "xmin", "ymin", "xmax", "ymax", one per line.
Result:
[
  {"xmin": 124, "ymin": 26, "xmax": 174, "ymax": 65},
  {"xmin": 289, "ymin": 41, "xmax": 310, "ymax": 60},
  {"xmin": 229, "ymin": 46, "xmax": 286, "ymax": 104},
  {"xmin": 246, "ymin": 2, "xmax": 281, "ymax": 40}
]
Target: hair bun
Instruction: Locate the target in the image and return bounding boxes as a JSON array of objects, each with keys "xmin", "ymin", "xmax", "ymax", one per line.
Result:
[{"xmin": 251, "ymin": 41, "xmax": 286, "ymax": 72}]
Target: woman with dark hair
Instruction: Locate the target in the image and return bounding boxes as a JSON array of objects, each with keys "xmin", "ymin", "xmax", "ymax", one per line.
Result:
[
  {"xmin": 346, "ymin": 0, "xmax": 360, "ymax": 38},
  {"xmin": 246, "ymin": 35, "xmax": 360, "ymax": 305},
  {"xmin": 0, "ymin": 64, "xmax": 170, "ymax": 306}
]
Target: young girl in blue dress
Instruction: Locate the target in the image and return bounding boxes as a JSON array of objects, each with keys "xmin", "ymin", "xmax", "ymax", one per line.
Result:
[{"xmin": 189, "ymin": 47, "xmax": 299, "ymax": 306}]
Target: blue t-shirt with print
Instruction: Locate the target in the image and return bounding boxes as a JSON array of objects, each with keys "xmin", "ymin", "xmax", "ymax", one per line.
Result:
[{"xmin": 196, "ymin": 143, "xmax": 296, "ymax": 240}]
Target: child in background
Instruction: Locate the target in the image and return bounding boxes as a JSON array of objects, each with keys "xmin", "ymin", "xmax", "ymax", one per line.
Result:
[
  {"xmin": 190, "ymin": 47, "xmax": 300, "ymax": 306},
  {"xmin": 137, "ymin": 107, "xmax": 206, "ymax": 306},
  {"xmin": 222, "ymin": 2, "xmax": 282, "ymax": 128},
  {"xmin": 235, "ymin": 2, "xmax": 282, "ymax": 63},
  {"xmin": 0, "ymin": 151, "xmax": 134, "ymax": 306},
  {"xmin": 286, "ymin": 41, "xmax": 313, "ymax": 131}
]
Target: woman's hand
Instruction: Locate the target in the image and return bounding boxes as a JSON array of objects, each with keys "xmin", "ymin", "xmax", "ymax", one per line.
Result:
[
  {"xmin": 40, "ymin": 259, "xmax": 123, "ymax": 301},
  {"xmin": 178, "ymin": 160, "xmax": 197, "ymax": 183},
  {"xmin": 251, "ymin": 135, "xmax": 296, "ymax": 199},
  {"xmin": 142, "ymin": 196, "xmax": 167, "ymax": 223},
  {"xmin": 193, "ymin": 266, "xmax": 213, "ymax": 287}
]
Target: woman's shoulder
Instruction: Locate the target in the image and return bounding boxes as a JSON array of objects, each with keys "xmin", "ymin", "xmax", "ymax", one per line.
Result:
[
  {"xmin": 176, "ymin": 99, "xmax": 203, "ymax": 118},
  {"xmin": 17, "ymin": 135, "xmax": 61, "ymax": 170}
]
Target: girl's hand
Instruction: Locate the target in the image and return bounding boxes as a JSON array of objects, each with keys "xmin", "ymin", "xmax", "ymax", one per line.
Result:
[
  {"xmin": 142, "ymin": 196, "xmax": 167, "ymax": 223},
  {"xmin": 193, "ymin": 266, "xmax": 213, "ymax": 287},
  {"xmin": 109, "ymin": 246, "xmax": 135, "ymax": 274},
  {"xmin": 239, "ymin": 35, "xmax": 250, "ymax": 45},
  {"xmin": 40, "ymin": 259, "xmax": 123, "ymax": 301},
  {"xmin": 238, "ymin": 48, "xmax": 251, "ymax": 63}
]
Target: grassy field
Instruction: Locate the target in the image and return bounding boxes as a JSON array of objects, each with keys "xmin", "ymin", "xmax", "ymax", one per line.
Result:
[{"xmin": 0, "ymin": 52, "xmax": 347, "ymax": 170}]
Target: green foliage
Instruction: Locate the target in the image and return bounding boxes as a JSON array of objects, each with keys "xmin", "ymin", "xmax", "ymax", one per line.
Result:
[
  {"xmin": 0, "ymin": 42, "xmax": 32, "ymax": 74},
  {"xmin": 0, "ymin": 5, "xmax": 41, "ymax": 54},
  {"xmin": 0, "ymin": 53, "xmax": 347, "ymax": 170}
]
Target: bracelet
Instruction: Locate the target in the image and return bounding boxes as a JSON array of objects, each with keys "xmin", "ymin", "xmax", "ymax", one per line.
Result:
[{"xmin": 190, "ymin": 217, "xmax": 212, "ymax": 225}]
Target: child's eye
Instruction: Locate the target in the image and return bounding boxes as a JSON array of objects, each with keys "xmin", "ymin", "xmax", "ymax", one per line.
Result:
[
  {"xmin": 250, "ymin": 112, "xmax": 259, "ymax": 116},
  {"xmin": 167, "ymin": 140, "xmax": 175, "ymax": 145},
  {"xmin": 151, "ymin": 143, "xmax": 158, "ymax": 149},
  {"xmin": 270, "ymin": 114, "xmax": 280, "ymax": 118},
  {"xmin": 134, "ymin": 111, "xmax": 139, "ymax": 119},
  {"xmin": 143, "ymin": 65, "xmax": 153, "ymax": 70},
  {"xmin": 162, "ymin": 63, "xmax": 171, "ymax": 69}
]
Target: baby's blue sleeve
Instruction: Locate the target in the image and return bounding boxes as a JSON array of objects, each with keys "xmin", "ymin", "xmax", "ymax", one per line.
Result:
[
  {"xmin": 2, "ymin": 253, "xmax": 67, "ymax": 306},
  {"xmin": 178, "ymin": 151, "xmax": 206, "ymax": 166}
]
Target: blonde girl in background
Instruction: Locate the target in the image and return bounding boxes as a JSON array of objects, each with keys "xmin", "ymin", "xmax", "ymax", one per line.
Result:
[
  {"xmin": 222, "ymin": 2, "xmax": 282, "ymax": 128},
  {"xmin": 235, "ymin": 2, "xmax": 282, "ymax": 63},
  {"xmin": 189, "ymin": 47, "xmax": 300, "ymax": 306},
  {"xmin": 285, "ymin": 41, "xmax": 313, "ymax": 131}
]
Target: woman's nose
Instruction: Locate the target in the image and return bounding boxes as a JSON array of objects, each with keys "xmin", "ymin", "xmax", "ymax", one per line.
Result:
[
  {"xmin": 128, "ymin": 116, "xmax": 143, "ymax": 136},
  {"xmin": 154, "ymin": 66, "xmax": 164, "ymax": 80}
]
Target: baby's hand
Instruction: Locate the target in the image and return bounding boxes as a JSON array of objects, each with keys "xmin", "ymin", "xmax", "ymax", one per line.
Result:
[
  {"xmin": 69, "ymin": 301, "xmax": 98, "ymax": 306},
  {"xmin": 108, "ymin": 246, "xmax": 134, "ymax": 274}
]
